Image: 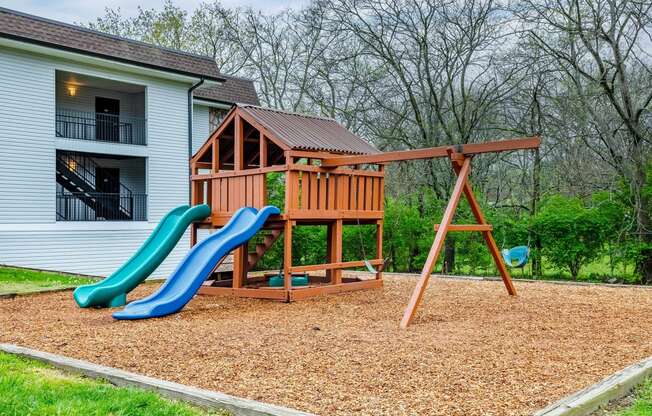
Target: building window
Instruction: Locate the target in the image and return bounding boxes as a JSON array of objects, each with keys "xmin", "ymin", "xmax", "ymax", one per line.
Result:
[{"xmin": 209, "ymin": 107, "xmax": 229, "ymax": 133}]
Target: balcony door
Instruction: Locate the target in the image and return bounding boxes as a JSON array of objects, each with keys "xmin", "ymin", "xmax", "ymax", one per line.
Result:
[
  {"xmin": 95, "ymin": 97, "xmax": 120, "ymax": 142},
  {"xmin": 96, "ymin": 167, "xmax": 120, "ymax": 219}
]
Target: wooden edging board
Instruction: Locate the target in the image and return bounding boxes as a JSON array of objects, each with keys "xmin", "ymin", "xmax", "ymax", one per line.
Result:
[
  {"xmin": 0, "ymin": 344, "xmax": 314, "ymax": 416},
  {"xmin": 0, "ymin": 286, "xmax": 77, "ymax": 299},
  {"xmin": 534, "ymin": 355, "xmax": 652, "ymax": 416}
]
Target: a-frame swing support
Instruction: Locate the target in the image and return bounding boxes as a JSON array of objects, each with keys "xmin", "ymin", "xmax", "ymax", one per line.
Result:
[
  {"xmin": 321, "ymin": 136, "xmax": 540, "ymax": 328},
  {"xmin": 400, "ymin": 152, "xmax": 516, "ymax": 328}
]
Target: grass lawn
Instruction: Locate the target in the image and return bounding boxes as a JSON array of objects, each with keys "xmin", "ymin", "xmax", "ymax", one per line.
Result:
[
  {"xmin": 0, "ymin": 352, "xmax": 229, "ymax": 416},
  {"xmin": 0, "ymin": 267, "xmax": 96, "ymax": 295},
  {"xmin": 450, "ymin": 254, "xmax": 639, "ymax": 284},
  {"xmin": 610, "ymin": 379, "xmax": 652, "ymax": 415}
]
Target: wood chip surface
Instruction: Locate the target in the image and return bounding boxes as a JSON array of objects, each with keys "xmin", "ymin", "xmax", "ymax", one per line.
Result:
[{"xmin": 1, "ymin": 276, "xmax": 652, "ymax": 415}]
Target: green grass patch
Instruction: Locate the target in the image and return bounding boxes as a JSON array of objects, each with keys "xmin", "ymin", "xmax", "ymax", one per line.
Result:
[
  {"xmin": 448, "ymin": 254, "xmax": 639, "ymax": 284},
  {"xmin": 0, "ymin": 352, "xmax": 230, "ymax": 416},
  {"xmin": 0, "ymin": 267, "xmax": 96, "ymax": 295},
  {"xmin": 610, "ymin": 378, "xmax": 652, "ymax": 415}
]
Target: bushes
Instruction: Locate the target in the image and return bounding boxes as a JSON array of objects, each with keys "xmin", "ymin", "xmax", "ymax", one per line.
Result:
[
  {"xmin": 254, "ymin": 180, "xmax": 639, "ymax": 282},
  {"xmin": 532, "ymin": 196, "xmax": 608, "ymax": 279}
]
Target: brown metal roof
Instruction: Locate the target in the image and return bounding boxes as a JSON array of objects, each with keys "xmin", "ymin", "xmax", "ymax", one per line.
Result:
[
  {"xmin": 0, "ymin": 7, "xmax": 223, "ymax": 82},
  {"xmin": 195, "ymin": 76, "xmax": 260, "ymax": 105},
  {"xmin": 240, "ymin": 105, "xmax": 378, "ymax": 155}
]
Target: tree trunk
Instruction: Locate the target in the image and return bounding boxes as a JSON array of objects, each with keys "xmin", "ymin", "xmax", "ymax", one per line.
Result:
[
  {"xmin": 444, "ymin": 236, "xmax": 455, "ymax": 274},
  {"xmin": 409, "ymin": 245, "xmax": 420, "ymax": 273},
  {"xmin": 570, "ymin": 262, "xmax": 580, "ymax": 281},
  {"xmin": 530, "ymin": 147, "xmax": 542, "ymax": 279},
  {"xmin": 634, "ymin": 154, "xmax": 652, "ymax": 284}
]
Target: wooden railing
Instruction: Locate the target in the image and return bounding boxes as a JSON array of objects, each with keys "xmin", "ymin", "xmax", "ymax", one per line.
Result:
[
  {"xmin": 192, "ymin": 166, "xmax": 284, "ymax": 222},
  {"xmin": 191, "ymin": 164, "xmax": 384, "ymax": 222},
  {"xmin": 286, "ymin": 165, "xmax": 384, "ymax": 218}
]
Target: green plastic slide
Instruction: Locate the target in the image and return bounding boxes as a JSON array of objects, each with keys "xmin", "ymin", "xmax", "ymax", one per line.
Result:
[{"xmin": 73, "ymin": 204, "xmax": 210, "ymax": 308}]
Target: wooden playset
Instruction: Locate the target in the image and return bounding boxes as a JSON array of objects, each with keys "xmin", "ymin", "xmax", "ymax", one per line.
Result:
[{"xmin": 190, "ymin": 104, "xmax": 540, "ymax": 327}]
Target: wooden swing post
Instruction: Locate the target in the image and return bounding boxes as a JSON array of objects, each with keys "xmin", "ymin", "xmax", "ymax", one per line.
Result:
[
  {"xmin": 399, "ymin": 153, "xmax": 516, "ymax": 328},
  {"xmin": 322, "ymin": 136, "xmax": 540, "ymax": 328}
]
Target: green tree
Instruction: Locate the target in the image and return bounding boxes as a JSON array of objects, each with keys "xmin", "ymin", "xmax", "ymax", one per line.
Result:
[{"xmin": 533, "ymin": 196, "xmax": 606, "ymax": 279}]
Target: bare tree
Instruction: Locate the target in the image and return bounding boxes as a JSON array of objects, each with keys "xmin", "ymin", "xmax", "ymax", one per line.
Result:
[
  {"xmin": 322, "ymin": 0, "xmax": 524, "ymax": 271},
  {"xmin": 517, "ymin": 0, "xmax": 652, "ymax": 282}
]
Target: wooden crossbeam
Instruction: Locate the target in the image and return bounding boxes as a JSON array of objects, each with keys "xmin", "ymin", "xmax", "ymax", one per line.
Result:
[
  {"xmin": 434, "ymin": 224, "xmax": 493, "ymax": 231},
  {"xmin": 321, "ymin": 136, "xmax": 540, "ymax": 167},
  {"xmin": 289, "ymin": 259, "xmax": 383, "ymax": 273}
]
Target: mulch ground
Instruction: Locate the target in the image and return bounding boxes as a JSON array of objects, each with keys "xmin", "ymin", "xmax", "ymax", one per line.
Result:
[{"xmin": 1, "ymin": 276, "xmax": 652, "ymax": 416}]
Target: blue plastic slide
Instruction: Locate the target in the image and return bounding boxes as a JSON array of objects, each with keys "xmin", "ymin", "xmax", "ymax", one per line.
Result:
[
  {"xmin": 113, "ymin": 205, "xmax": 280, "ymax": 320},
  {"xmin": 74, "ymin": 204, "xmax": 210, "ymax": 308}
]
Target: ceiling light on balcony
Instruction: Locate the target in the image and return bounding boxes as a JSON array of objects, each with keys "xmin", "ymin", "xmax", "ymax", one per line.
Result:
[
  {"xmin": 67, "ymin": 86, "xmax": 77, "ymax": 96},
  {"xmin": 67, "ymin": 159, "xmax": 77, "ymax": 171}
]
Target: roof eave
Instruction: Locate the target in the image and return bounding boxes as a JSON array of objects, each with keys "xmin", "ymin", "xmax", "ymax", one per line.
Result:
[{"xmin": 192, "ymin": 96, "xmax": 237, "ymax": 108}]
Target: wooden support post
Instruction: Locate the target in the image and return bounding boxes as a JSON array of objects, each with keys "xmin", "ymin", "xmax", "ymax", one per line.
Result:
[
  {"xmin": 283, "ymin": 220, "xmax": 293, "ymax": 296},
  {"xmin": 326, "ymin": 222, "xmax": 333, "ymax": 282},
  {"xmin": 190, "ymin": 177, "xmax": 197, "ymax": 205},
  {"xmin": 259, "ymin": 132, "xmax": 267, "ymax": 168},
  {"xmin": 212, "ymin": 137, "xmax": 220, "ymax": 172},
  {"xmin": 190, "ymin": 223, "xmax": 197, "ymax": 248},
  {"xmin": 400, "ymin": 156, "xmax": 471, "ymax": 329},
  {"xmin": 232, "ymin": 244, "xmax": 248, "ymax": 289},
  {"xmin": 376, "ymin": 219, "xmax": 383, "ymax": 280},
  {"xmin": 234, "ymin": 115, "xmax": 243, "ymax": 171},
  {"xmin": 332, "ymin": 219, "xmax": 343, "ymax": 284},
  {"xmin": 326, "ymin": 220, "xmax": 343, "ymax": 283},
  {"xmin": 451, "ymin": 160, "xmax": 516, "ymax": 296}
]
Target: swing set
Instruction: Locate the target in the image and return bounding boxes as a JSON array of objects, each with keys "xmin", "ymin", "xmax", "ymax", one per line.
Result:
[{"xmin": 190, "ymin": 104, "xmax": 540, "ymax": 328}]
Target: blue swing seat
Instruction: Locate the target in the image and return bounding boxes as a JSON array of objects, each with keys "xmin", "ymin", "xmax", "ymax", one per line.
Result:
[{"xmin": 501, "ymin": 245, "xmax": 530, "ymax": 268}]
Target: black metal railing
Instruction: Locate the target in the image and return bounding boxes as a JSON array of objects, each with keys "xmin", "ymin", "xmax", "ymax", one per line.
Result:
[
  {"xmin": 56, "ymin": 193, "xmax": 147, "ymax": 221},
  {"xmin": 57, "ymin": 152, "xmax": 134, "ymax": 198},
  {"xmin": 55, "ymin": 108, "xmax": 147, "ymax": 145}
]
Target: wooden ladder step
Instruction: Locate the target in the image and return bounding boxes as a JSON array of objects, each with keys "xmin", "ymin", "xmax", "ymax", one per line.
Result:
[{"xmin": 247, "ymin": 229, "xmax": 283, "ymax": 270}]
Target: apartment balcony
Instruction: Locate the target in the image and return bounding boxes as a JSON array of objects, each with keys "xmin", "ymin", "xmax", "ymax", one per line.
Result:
[
  {"xmin": 56, "ymin": 150, "xmax": 147, "ymax": 221},
  {"xmin": 56, "ymin": 109, "xmax": 147, "ymax": 145},
  {"xmin": 55, "ymin": 70, "xmax": 146, "ymax": 146}
]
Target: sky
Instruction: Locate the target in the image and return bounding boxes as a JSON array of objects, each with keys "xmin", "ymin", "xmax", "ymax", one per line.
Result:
[{"xmin": 0, "ymin": 0, "xmax": 308, "ymax": 23}]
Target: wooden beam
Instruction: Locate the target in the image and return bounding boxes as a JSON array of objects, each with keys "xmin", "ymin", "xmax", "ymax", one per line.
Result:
[
  {"xmin": 376, "ymin": 219, "xmax": 383, "ymax": 280},
  {"xmin": 321, "ymin": 136, "xmax": 540, "ymax": 167},
  {"xmin": 190, "ymin": 223, "xmax": 197, "ymax": 247},
  {"xmin": 289, "ymin": 258, "xmax": 383, "ymax": 273},
  {"xmin": 288, "ymin": 279, "xmax": 383, "ymax": 301},
  {"xmin": 191, "ymin": 165, "xmax": 287, "ymax": 180},
  {"xmin": 234, "ymin": 115, "xmax": 244, "ymax": 171},
  {"xmin": 434, "ymin": 224, "xmax": 493, "ymax": 231},
  {"xmin": 286, "ymin": 150, "xmax": 344, "ymax": 160},
  {"xmin": 212, "ymin": 137, "xmax": 220, "ymax": 172},
  {"xmin": 332, "ymin": 220, "xmax": 343, "ymax": 284},
  {"xmin": 191, "ymin": 107, "xmax": 237, "ymax": 162},
  {"xmin": 400, "ymin": 156, "xmax": 472, "ymax": 329},
  {"xmin": 288, "ymin": 164, "xmax": 385, "ymax": 177},
  {"xmin": 197, "ymin": 286, "xmax": 288, "ymax": 300},
  {"xmin": 232, "ymin": 244, "xmax": 247, "ymax": 289},
  {"xmin": 283, "ymin": 220, "xmax": 293, "ymax": 291},
  {"xmin": 259, "ymin": 133, "xmax": 267, "ymax": 168}
]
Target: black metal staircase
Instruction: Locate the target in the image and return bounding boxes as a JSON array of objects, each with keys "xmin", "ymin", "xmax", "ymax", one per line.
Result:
[{"xmin": 56, "ymin": 152, "xmax": 141, "ymax": 221}]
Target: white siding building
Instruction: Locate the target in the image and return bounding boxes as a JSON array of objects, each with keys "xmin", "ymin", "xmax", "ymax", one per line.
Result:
[{"xmin": 0, "ymin": 7, "xmax": 259, "ymax": 277}]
